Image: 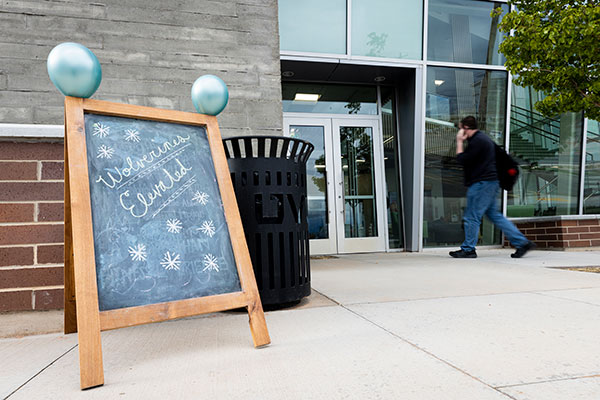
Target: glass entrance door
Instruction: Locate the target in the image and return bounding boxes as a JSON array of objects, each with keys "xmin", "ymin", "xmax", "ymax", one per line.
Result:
[
  {"xmin": 286, "ymin": 118, "xmax": 337, "ymax": 254},
  {"xmin": 333, "ymin": 119, "xmax": 386, "ymax": 253},
  {"xmin": 284, "ymin": 117, "xmax": 386, "ymax": 254}
]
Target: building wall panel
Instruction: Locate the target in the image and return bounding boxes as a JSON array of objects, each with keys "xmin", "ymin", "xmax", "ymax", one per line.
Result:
[{"xmin": 0, "ymin": 0, "xmax": 282, "ymax": 138}]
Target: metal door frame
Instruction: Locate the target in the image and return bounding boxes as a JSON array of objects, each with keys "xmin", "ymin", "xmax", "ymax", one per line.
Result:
[{"xmin": 283, "ymin": 114, "xmax": 386, "ymax": 254}]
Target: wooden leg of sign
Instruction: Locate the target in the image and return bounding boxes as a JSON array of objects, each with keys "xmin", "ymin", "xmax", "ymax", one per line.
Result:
[
  {"xmin": 247, "ymin": 296, "xmax": 270, "ymax": 348},
  {"xmin": 73, "ymin": 239, "xmax": 104, "ymax": 389},
  {"xmin": 205, "ymin": 117, "xmax": 271, "ymax": 348},
  {"xmin": 64, "ymin": 96, "xmax": 104, "ymax": 389},
  {"xmin": 64, "ymin": 139, "xmax": 77, "ymax": 335}
]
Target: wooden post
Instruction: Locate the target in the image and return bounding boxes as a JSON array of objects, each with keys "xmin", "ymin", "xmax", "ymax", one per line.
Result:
[
  {"xmin": 64, "ymin": 120, "xmax": 77, "ymax": 334},
  {"xmin": 205, "ymin": 118, "xmax": 270, "ymax": 347},
  {"xmin": 64, "ymin": 96, "xmax": 104, "ymax": 389},
  {"xmin": 247, "ymin": 294, "xmax": 271, "ymax": 347}
]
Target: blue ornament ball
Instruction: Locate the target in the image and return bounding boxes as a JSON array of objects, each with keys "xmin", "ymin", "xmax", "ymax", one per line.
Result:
[
  {"xmin": 191, "ymin": 75, "xmax": 229, "ymax": 116},
  {"xmin": 47, "ymin": 42, "xmax": 102, "ymax": 98}
]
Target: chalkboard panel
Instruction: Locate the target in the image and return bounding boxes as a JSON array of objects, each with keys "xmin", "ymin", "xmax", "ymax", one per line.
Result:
[{"xmin": 83, "ymin": 113, "xmax": 241, "ymax": 311}]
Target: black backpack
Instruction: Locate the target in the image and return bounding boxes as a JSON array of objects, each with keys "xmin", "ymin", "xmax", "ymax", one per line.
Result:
[{"xmin": 495, "ymin": 144, "xmax": 519, "ymax": 191}]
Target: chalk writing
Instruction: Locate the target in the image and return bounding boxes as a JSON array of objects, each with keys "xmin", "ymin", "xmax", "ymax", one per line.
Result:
[
  {"xmin": 151, "ymin": 176, "xmax": 196, "ymax": 219},
  {"xmin": 118, "ymin": 160, "xmax": 193, "ymax": 218}
]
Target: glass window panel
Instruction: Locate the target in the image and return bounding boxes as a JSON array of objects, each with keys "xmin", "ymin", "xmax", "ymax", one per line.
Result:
[
  {"xmin": 282, "ymin": 83, "xmax": 377, "ymax": 115},
  {"xmin": 424, "ymin": 66, "xmax": 507, "ymax": 247},
  {"xmin": 289, "ymin": 125, "xmax": 329, "ymax": 239},
  {"xmin": 340, "ymin": 126, "xmax": 377, "ymax": 237},
  {"xmin": 428, "ymin": 0, "xmax": 508, "ymax": 65},
  {"xmin": 584, "ymin": 120, "xmax": 600, "ymax": 214},
  {"xmin": 381, "ymin": 87, "xmax": 404, "ymax": 248},
  {"xmin": 507, "ymin": 84, "xmax": 583, "ymax": 217},
  {"xmin": 351, "ymin": 0, "xmax": 422, "ymax": 60},
  {"xmin": 278, "ymin": 0, "xmax": 347, "ymax": 54}
]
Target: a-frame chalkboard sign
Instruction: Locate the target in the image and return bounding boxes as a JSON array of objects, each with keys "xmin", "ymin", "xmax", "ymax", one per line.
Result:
[{"xmin": 63, "ymin": 96, "xmax": 270, "ymax": 389}]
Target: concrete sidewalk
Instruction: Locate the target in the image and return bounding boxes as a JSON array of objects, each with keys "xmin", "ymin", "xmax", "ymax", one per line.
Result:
[{"xmin": 2, "ymin": 249, "xmax": 600, "ymax": 399}]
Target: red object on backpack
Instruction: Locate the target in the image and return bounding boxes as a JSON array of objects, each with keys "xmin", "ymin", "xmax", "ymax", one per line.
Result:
[{"xmin": 495, "ymin": 144, "xmax": 520, "ymax": 191}]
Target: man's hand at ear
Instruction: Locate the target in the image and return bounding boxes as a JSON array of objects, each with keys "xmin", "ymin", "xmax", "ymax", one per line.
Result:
[{"xmin": 456, "ymin": 128, "xmax": 467, "ymax": 155}]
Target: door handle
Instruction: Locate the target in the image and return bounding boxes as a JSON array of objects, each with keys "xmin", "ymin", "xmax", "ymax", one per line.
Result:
[{"xmin": 338, "ymin": 180, "xmax": 345, "ymax": 217}]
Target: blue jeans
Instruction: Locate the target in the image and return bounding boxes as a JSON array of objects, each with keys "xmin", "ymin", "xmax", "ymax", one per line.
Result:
[{"xmin": 461, "ymin": 180, "xmax": 528, "ymax": 252}]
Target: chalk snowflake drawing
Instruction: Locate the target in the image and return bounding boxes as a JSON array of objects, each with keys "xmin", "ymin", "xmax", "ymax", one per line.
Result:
[
  {"xmin": 128, "ymin": 243, "xmax": 147, "ymax": 262},
  {"xmin": 160, "ymin": 251, "xmax": 181, "ymax": 271},
  {"xmin": 97, "ymin": 144, "xmax": 115, "ymax": 159},
  {"xmin": 124, "ymin": 129, "xmax": 141, "ymax": 142},
  {"xmin": 92, "ymin": 122, "xmax": 110, "ymax": 138},
  {"xmin": 198, "ymin": 220, "xmax": 216, "ymax": 237},
  {"xmin": 192, "ymin": 191, "xmax": 209, "ymax": 205},
  {"xmin": 202, "ymin": 254, "xmax": 219, "ymax": 272},
  {"xmin": 166, "ymin": 218, "xmax": 183, "ymax": 233}
]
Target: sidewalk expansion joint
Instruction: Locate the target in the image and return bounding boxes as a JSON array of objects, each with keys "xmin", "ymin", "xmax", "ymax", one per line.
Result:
[
  {"xmin": 494, "ymin": 373, "xmax": 600, "ymax": 389},
  {"xmin": 4, "ymin": 343, "xmax": 78, "ymax": 399},
  {"xmin": 311, "ymin": 288, "xmax": 341, "ymax": 306},
  {"xmin": 340, "ymin": 304, "xmax": 519, "ymax": 400},
  {"xmin": 339, "ymin": 286, "xmax": 600, "ymax": 307},
  {"xmin": 531, "ymin": 291, "xmax": 600, "ymax": 308}
]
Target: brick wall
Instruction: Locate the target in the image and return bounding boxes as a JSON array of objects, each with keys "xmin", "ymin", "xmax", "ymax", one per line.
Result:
[
  {"xmin": 0, "ymin": 141, "xmax": 64, "ymax": 311},
  {"xmin": 505, "ymin": 218, "xmax": 600, "ymax": 249}
]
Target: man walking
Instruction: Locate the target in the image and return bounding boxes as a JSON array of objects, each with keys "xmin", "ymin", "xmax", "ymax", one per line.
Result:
[{"xmin": 449, "ymin": 116, "xmax": 535, "ymax": 258}]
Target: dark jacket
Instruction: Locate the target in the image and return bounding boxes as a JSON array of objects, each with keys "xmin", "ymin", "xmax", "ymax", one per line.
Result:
[{"xmin": 456, "ymin": 131, "xmax": 497, "ymax": 187}]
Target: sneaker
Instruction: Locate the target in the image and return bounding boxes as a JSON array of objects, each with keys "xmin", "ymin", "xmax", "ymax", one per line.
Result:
[
  {"xmin": 511, "ymin": 241, "xmax": 536, "ymax": 258},
  {"xmin": 449, "ymin": 249, "xmax": 477, "ymax": 258}
]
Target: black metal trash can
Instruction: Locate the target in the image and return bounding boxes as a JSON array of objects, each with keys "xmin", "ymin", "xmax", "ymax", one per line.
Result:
[{"xmin": 223, "ymin": 136, "xmax": 314, "ymax": 306}]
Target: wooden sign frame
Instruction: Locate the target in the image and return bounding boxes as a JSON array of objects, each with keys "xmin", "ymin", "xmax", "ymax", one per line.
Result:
[{"xmin": 63, "ymin": 96, "xmax": 270, "ymax": 389}]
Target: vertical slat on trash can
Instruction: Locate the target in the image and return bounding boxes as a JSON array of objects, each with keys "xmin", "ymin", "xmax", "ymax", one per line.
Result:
[
  {"xmin": 258, "ymin": 137, "xmax": 266, "ymax": 159},
  {"xmin": 298, "ymin": 229, "xmax": 304, "ymax": 286},
  {"xmin": 261, "ymin": 228, "xmax": 269, "ymax": 292},
  {"xmin": 243, "ymin": 137, "xmax": 253, "ymax": 158},
  {"xmin": 289, "ymin": 230, "xmax": 296, "ymax": 289},
  {"xmin": 280, "ymin": 137, "xmax": 291, "ymax": 158},
  {"xmin": 223, "ymin": 136, "xmax": 313, "ymax": 306},
  {"xmin": 278, "ymin": 231, "xmax": 286, "ymax": 289},
  {"xmin": 289, "ymin": 140, "xmax": 300, "ymax": 160},
  {"xmin": 231, "ymin": 138, "xmax": 241, "ymax": 158},
  {"xmin": 268, "ymin": 137, "xmax": 277, "ymax": 159},
  {"xmin": 252, "ymin": 232, "xmax": 261, "ymax": 289},
  {"xmin": 296, "ymin": 142, "xmax": 308, "ymax": 163}
]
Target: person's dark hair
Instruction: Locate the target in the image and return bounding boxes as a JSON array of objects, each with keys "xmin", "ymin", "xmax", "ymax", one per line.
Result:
[{"xmin": 460, "ymin": 116, "xmax": 478, "ymax": 130}]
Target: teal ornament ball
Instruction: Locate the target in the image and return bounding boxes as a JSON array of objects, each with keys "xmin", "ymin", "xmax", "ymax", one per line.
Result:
[
  {"xmin": 191, "ymin": 75, "xmax": 229, "ymax": 116},
  {"xmin": 47, "ymin": 42, "xmax": 102, "ymax": 98}
]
